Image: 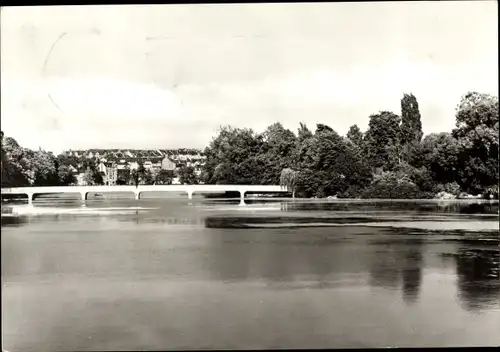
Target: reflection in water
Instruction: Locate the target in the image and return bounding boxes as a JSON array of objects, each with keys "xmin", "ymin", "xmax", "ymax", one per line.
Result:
[
  {"xmin": 455, "ymin": 247, "xmax": 500, "ymax": 311},
  {"xmin": 401, "ymin": 242, "xmax": 424, "ymax": 304},
  {"xmin": 368, "ymin": 235, "xmax": 424, "ymax": 304},
  {"xmin": 273, "ymin": 200, "xmax": 499, "ymax": 215}
]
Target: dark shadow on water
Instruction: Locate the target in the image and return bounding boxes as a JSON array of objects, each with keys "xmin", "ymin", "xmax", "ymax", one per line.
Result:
[
  {"xmin": 1, "ymin": 215, "xmax": 29, "ymax": 227},
  {"xmin": 257, "ymin": 200, "xmax": 499, "ymax": 215},
  {"xmin": 203, "ymin": 216, "xmax": 411, "ymax": 228},
  {"xmin": 455, "ymin": 247, "xmax": 500, "ymax": 311},
  {"xmin": 368, "ymin": 231, "xmax": 424, "ymax": 304}
]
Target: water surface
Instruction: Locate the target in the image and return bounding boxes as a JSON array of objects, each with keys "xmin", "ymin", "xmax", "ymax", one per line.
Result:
[{"xmin": 2, "ymin": 198, "xmax": 499, "ymax": 350}]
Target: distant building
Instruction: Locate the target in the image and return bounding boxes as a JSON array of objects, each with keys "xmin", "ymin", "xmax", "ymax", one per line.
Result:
[
  {"xmin": 143, "ymin": 160, "xmax": 153, "ymax": 170},
  {"xmin": 104, "ymin": 163, "xmax": 118, "ymax": 186},
  {"xmin": 128, "ymin": 161, "xmax": 139, "ymax": 170},
  {"xmin": 76, "ymin": 173, "xmax": 86, "ymax": 186},
  {"xmin": 161, "ymin": 157, "xmax": 176, "ymax": 171},
  {"xmin": 60, "ymin": 149, "xmax": 205, "ymax": 179},
  {"xmin": 97, "ymin": 162, "xmax": 107, "ymax": 174}
]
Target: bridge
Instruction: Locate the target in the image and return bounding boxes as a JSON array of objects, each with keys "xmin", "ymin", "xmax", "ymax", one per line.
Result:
[{"xmin": 0, "ymin": 185, "xmax": 289, "ymax": 206}]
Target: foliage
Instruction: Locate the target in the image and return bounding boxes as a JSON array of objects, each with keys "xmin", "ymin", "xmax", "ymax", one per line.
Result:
[
  {"xmin": 361, "ymin": 169, "xmax": 424, "ymax": 199},
  {"xmin": 155, "ymin": 169, "xmax": 174, "ymax": 185},
  {"xmin": 1, "ymin": 135, "xmax": 34, "ymax": 186},
  {"xmin": 346, "ymin": 124, "xmax": 364, "ymax": 147},
  {"xmin": 260, "ymin": 122, "xmax": 297, "ymax": 184},
  {"xmin": 363, "ymin": 111, "xmax": 402, "ymax": 170},
  {"xmin": 130, "ymin": 169, "xmax": 140, "ymax": 187},
  {"xmin": 400, "ymin": 93, "xmax": 423, "ymax": 145},
  {"xmin": 131, "ymin": 160, "xmax": 153, "ymax": 185},
  {"xmin": 483, "ymin": 184, "xmax": 499, "ymax": 199},
  {"xmin": 178, "ymin": 165, "xmax": 199, "ymax": 185},
  {"xmin": 297, "ymin": 122, "xmax": 313, "ymax": 143},
  {"xmin": 420, "ymin": 133, "xmax": 460, "ymax": 184},
  {"xmin": 393, "ymin": 162, "xmax": 437, "ymax": 194},
  {"xmin": 81, "ymin": 159, "xmax": 104, "ymax": 185},
  {"xmin": 435, "ymin": 182, "xmax": 462, "ymax": 197},
  {"xmin": 201, "ymin": 126, "xmax": 265, "ymax": 184},
  {"xmin": 116, "ymin": 167, "xmax": 131, "ymax": 185},
  {"xmin": 142, "ymin": 169, "xmax": 154, "ymax": 185},
  {"xmin": 57, "ymin": 165, "xmax": 77, "ymax": 186},
  {"xmin": 452, "ymin": 92, "xmax": 499, "ymax": 194},
  {"xmin": 280, "ymin": 168, "xmax": 298, "ymax": 197}
]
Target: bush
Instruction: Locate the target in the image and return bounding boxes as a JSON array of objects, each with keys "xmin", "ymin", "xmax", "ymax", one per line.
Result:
[
  {"xmin": 295, "ymin": 169, "xmax": 320, "ymax": 198},
  {"xmin": 394, "ymin": 162, "xmax": 437, "ymax": 193},
  {"xmin": 361, "ymin": 170, "xmax": 424, "ymax": 199},
  {"xmin": 483, "ymin": 185, "xmax": 499, "ymax": 199},
  {"xmin": 337, "ymin": 185, "xmax": 364, "ymax": 199},
  {"xmin": 444, "ymin": 182, "xmax": 462, "ymax": 196}
]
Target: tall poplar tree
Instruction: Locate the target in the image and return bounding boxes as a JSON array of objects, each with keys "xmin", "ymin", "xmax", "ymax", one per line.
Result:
[{"xmin": 400, "ymin": 93, "xmax": 423, "ymax": 145}]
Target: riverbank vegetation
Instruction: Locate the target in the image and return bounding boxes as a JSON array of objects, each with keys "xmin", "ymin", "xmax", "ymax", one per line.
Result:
[
  {"xmin": 1, "ymin": 91, "xmax": 498, "ymax": 199},
  {"xmin": 200, "ymin": 92, "xmax": 498, "ymax": 199}
]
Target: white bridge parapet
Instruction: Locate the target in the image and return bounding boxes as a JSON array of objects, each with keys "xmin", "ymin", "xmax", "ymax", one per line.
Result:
[{"xmin": 1, "ymin": 185, "xmax": 289, "ymax": 206}]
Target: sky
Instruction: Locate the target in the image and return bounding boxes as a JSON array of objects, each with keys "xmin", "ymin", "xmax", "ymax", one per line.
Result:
[{"xmin": 1, "ymin": 2, "xmax": 498, "ymax": 153}]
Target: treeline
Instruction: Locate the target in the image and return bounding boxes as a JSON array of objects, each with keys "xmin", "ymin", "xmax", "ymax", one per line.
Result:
[
  {"xmin": 200, "ymin": 92, "xmax": 499, "ymax": 199},
  {"xmin": 1, "ymin": 134, "xmax": 77, "ymax": 187},
  {"xmin": 0, "ymin": 137, "xmax": 200, "ymax": 187}
]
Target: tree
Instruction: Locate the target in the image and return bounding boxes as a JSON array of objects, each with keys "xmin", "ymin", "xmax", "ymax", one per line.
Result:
[
  {"xmin": 452, "ymin": 92, "xmax": 499, "ymax": 194},
  {"xmin": 280, "ymin": 168, "xmax": 298, "ymax": 198},
  {"xmin": 362, "ymin": 169, "xmax": 422, "ymax": 199},
  {"xmin": 57, "ymin": 165, "xmax": 77, "ymax": 186},
  {"xmin": 1, "ymin": 135, "xmax": 33, "ymax": 186},
  {"xmin": 400, "ymin": 93, "xmax": 423, "ymax": 145},
  {"xmin": 294, "ymin": 124, "xmax": 372, "ymax": 198},
  {"xmin": 260, "ymin": 122, "xmax": 297, "ymax": 184},
  {"xmin": 178, "ymin": 165, "xmax": 198, "ymax": 185},
  {"xmin": 295, "ymin": 168, "xmax": 322, "ymax": 198},
  {"xmin": 80, "ymin": 158, "xmax": 103, "ymax": 185},
  {"xmin": 297, "ymin": 122, "xmax": 313, "ymax": 143},
  {"xmin": 202, "ymin": 125, "xmax": 264, "ymax": 184},
  {"xmin": 156, "ymin": 169, "xmax": 174, "ymax": 185},
  {"xmin": 421, "ymin": 132, "xmax": 460, "ymax": 185},
  {"xmin": 57, "ymin": 152, "xmax": 80, "ymax": 173},
  {"xmin": 116, "ymin": 167, "xmax": 131, "ymax": 185},
  {"xmin": 143, "ymin": 169, "xmax": 154, "ymax": 185},
  {"xmin": 346, "ymin": 124, "xmax": 364, "ymax": 147},
  {"xmin": 83, "ymin": 167, "xmax": 95, "ymax": 185},
  {"xmin": 315, "ymin": 123, "xmax": 334, "ymax": 135},
  {"xmin": 1, "ymin": 133, "xmax": 28, "ymax": 187},
  {"xmin": 32, "ymin": 149, "xmax": 59, "ymax": 186},
  {"xmin": 131, "ymin": 169, "xmax": 140, "ymax": 187},
  {"xmin": 364, "ymin": 111, "xmax": 402, "ymax": 170},
  {"xmin": 134, "ymin": 160, "xmax": 153, "ymax": 185}
]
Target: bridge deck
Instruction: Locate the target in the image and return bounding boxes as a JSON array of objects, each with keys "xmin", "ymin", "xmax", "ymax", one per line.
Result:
[
  {"xmin": 1, "ymin": 185, "xmax": 287, "ymax": 194},
  {"xmin": 1, "ymin": 185, "xmax": 289, "ymax": 204}
]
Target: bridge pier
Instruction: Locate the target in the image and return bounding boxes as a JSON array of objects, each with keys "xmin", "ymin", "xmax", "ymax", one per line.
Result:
[
  {"xmin": 239, "ymin": 190, "xmax": 246, "ymax": 206},
  {"xmin": 27, "ymin": 193, "xmax": 34, "ymax": 206},
  {"xmin": 187, "ymin": 191, "xmax": 193, "ymax": 200},
  {"xmin": 80, "ymin": 192, "xmax": 87, "ymax": 207},
  {"xmin": 134, "ymin": 192, "xmax": 140, "ymax": 200}
]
